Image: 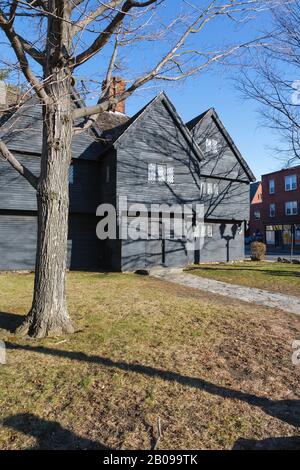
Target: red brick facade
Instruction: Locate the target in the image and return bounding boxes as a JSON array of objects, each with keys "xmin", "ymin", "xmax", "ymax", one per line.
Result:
[{"xmin": 250, "ymin": 165, "xmax": 300, "ymax": 249}]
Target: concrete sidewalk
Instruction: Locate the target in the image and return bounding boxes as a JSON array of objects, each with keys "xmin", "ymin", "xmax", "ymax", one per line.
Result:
[{"xmin": 151, "ymin": 268, "xmax": 300, "ymax": 315}]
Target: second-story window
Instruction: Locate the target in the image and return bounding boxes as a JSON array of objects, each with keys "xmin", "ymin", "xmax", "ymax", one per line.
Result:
[
  {"xmin": 285, "ymin": 201, "xmax": 298, "ymax": 215},
  {"xmin": 254, "ymin": 210, "xmax": 261, "ymax": 220},
  {"xmin": 148, "ymin": 163, "xmax": 174, "ymax": 184},
  {"xmin": 206, "ymin": 138, "xmax": 218, "ymax": 154},
  {"xmin": 269, "ymin": 203, "xmax": 276, "ymax": 217},
  {"xmin": 269, "ymin": 179, "xmax": 275, "ymax": 194},
  {"xmin": 285, "ymin": 174, "xmax": 297, "ymax": 191},
  {"xmin": 200, "ymin": 182, "xmax": 219, "ymax": 196}
]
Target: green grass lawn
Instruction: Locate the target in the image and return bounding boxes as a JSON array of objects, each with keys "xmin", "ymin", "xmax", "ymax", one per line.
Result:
[
  {"xmin": 185, "ymin": 262, "xmax": 300, "ymax": 296},
  {"xmin": 0, "ymin": 271, "xmax": 300, "ymax": 450}
]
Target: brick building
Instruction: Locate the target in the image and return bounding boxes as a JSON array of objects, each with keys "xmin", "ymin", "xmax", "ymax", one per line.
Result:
[
  {"xmin": 249, "ymin": 181, "xmax": 263, "ymax": 236},
  {"xmin": 250, "ymin": 165, "xmax": 300, "ymax": 250}
]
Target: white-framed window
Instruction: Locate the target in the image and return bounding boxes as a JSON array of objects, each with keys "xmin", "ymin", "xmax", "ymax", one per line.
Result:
[
  {"xmin": 269, "ymin": 203, "xmax": 276, "ymax": 217},
  {"xmin": 69, "ymin": 165, "xmax": 74, "ymax": 184},
  {"xmin": 269, "ymin": 179, "xmax": 275, "ymax": 194},
  {"xmin": 285, "ymin": 174, "xmax": 297, "ymax": 191},
  {"xmin": 205, "ymin": 224, "xmax": 213, "ymax": 238},
  {"xmin": 200, "ymin": 181, "xmax": 219, "ymax": 196},
  {"xmin": 105, "ymin": 165, "xmax": 110, "ymax": 183},
  {"xmin": 206, "ymin": 138, "xmax": 218, "ymax": 154},
  {"xmin": 148, "ymin": 163, "xmax": 174, "ymax": 184},
  {"xmin": 285, "ymin": 201, "xmax": 298, "ymax": 215},
  {"xmin": 254, "ymin": 210, "xmax": 261, "ymax": 220}
]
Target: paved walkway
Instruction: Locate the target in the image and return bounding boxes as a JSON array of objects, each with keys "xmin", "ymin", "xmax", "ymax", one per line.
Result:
[{"xmin": 151, "ymin": 268, "xmax": 300, "ymax": 315}]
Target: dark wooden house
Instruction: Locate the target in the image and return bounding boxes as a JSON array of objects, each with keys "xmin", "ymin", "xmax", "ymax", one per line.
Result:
[{"xmin": 0, "ymin": 82, "xmax": 255, "ymax": 271}]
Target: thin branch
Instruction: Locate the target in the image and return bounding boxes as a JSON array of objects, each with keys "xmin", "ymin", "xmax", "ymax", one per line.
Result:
[
  {"xmin": 73, "ymin": 0, "xmax": 124, "ymax": 34},
  {"xmin": 0, "ymin": 139, "xmax": 38, "ymax": 189},
  {"xmin": 0, "ymin": 7, "xmax": 48, "ymax": 102},
  {"xmin": 72, "ymin": 0, "xmax": 159, "ymax": 67}
]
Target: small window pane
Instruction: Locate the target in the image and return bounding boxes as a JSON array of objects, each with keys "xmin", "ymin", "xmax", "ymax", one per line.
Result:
[
  {"xmin": 206, "ymin": 183, "xmax": 213, "ymax": 195},
  {"xmin": 269, "ymin": 179, "xmax": 275, "ymax": 194},
  {"xmin": 167, "ymin": 166, "xmax": 174, "ymax": 184},
  {"xmin": 157, "ymin": 164, "xmax": 167, "ymax": 182},
  {"xmin": 148, "ymin": 163, "xmax": 156, "ymax": 182}
]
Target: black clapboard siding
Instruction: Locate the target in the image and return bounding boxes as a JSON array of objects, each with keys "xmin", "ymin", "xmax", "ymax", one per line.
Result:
[
  {"xmin": 0, "ymin": 214, "xmax": 37, "ymax": 270},
  {"xmin": 0, "ymin": 97, "xmax": 102, "ymax": 160},
  {"xmin": 116, "ymin": 99, "xmax": 201, "ymax": 207},
  {"xmin": 69, "ymin": 160, "xmax": 103, "ymax": 214},
  {"xmin": 0, "ymin": 154, "xmax": 39, "ymax": 211},
  {"xmin": 68, "ymin": 215, "xmax": 101, "ymax": 270},
  {"xmin": 193, "ymin": 116, "xmax": 248, "ymax": 180},
  {"xmin": 0, "ymin": 155, "xmax": 104, "ymax": 214},
  {"xmin": 203, "ymin": 179, "xmax": 249, "ymax": 221},
  {"xmin": 199, "ymin": 223, "xmax": 244, "ymax": 263},
  {"xmin": 0, "ymin": 213, "xmax": 101, "ymax": 271}
]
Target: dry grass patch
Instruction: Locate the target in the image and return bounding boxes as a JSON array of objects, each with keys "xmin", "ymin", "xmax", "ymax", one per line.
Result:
[
  {"xmin": 0, "ymin": 271, "xmax": 300, "ymax": 450},
  {"xmin": 185, "ymin": 261, "xmax": 300, "ymax": 297}
]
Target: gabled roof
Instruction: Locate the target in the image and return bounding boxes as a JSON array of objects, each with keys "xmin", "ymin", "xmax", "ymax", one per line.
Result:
[
  {"xmin": 187, "ymin": 107, "xmax": 256, "ymax": 182},
  {"xmin": 105, "ymin": 91, "xmax": 204, "ymax": 161},
  {"xmin": 186, "ymin": 108, "xmax": 212, "ymax": 130},
  {"xmin": 0, "ymin": 90, "xmax": 130, "ymax": 160}
]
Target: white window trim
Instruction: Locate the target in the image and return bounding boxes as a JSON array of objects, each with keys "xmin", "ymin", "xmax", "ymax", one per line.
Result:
[
  {"xmin": 285, "ymin": 175, "xmax": 297, "ymax": 191},
  {"xmin": 148, "ymin": 163, "xmax": 174, "ymax": 184},
  {"xmin": 206, "ymin": 138, "xmax": 218, "ymax": 155},
  {"xmin": 285, "ymin": 201, "xmax": 298, "ymax": 216}
]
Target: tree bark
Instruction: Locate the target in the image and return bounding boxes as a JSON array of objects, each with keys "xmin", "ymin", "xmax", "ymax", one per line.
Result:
[{"xmin": 16, "ymin": 0, "xmax": 75, "ymax": 337}]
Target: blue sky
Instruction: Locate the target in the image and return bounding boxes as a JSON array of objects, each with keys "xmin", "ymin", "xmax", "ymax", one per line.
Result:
[
  {"xmin": 125, "ymin": 70, "xmax": 280, "ymax": 181},
  {"xmin": 1, "ymin": 0, "xmax": 291, "ymax": 181}
]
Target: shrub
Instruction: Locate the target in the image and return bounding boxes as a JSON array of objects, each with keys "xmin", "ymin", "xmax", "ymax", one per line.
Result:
[{"xmin": 250, "ymin": 241, "xmax": 266, "ymax": 261}]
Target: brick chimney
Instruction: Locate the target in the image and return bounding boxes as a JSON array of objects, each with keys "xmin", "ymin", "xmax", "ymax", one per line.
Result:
[{"xmin": 102, "ymin": 77, "xmax": 126, "ymax": 114}]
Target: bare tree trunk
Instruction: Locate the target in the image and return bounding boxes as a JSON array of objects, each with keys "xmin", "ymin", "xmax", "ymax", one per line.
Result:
[{"xmin": 16, "ymin": 1, "xmax": 75, "ymax": 337}]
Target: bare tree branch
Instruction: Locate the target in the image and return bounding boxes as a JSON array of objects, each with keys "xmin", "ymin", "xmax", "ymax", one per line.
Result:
[
  {"xmin": 0, "ymin": 7, "xmax": 48, "ymax": 102},
  {"xmin": 72, "ymin": 0, "xmax": 159, "ymax": 67},
  {"xmin": 0, "ymin": 138, "xmax": 38, "ymax": 189}
]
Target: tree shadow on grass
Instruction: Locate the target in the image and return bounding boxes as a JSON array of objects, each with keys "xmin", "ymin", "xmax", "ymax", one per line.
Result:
[
  {"xmin": 233, "ymin": 435, "xmax": 300, "ymax": 450},
  {"xmin": 6, "ymin": 342, "xmax": 300, "ymax": 429},
  {"xmin": 0, "ymin": 312, "xmax": 24, "ymax": 332},
  {"xmin": 3, "ymin": 413, "xmax": 109, "ymax": 450}
]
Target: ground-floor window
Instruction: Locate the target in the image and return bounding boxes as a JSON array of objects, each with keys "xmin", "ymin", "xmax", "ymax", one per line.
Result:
[{"xmin": 265, "ymin": 224, "xmax": 300, "ymax": 247}]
